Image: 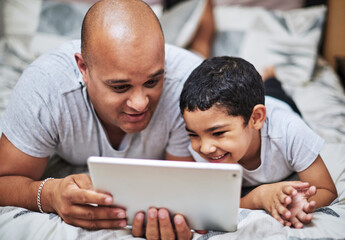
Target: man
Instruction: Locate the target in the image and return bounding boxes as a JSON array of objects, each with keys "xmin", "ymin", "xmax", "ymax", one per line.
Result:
[{"xmin": 0, "ymin": 0, "xmax": 201, "ymax": 239}]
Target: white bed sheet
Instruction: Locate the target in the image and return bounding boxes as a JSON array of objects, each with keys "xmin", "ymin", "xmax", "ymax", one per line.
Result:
[{"xmin": 0, "ymin": 1, "xmax": 345, "ymax": 239}]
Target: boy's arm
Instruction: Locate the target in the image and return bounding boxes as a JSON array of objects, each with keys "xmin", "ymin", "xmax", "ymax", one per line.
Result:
[
  {"xmin": 298, "ymin": 154, "xmax": 338, "ymax": 208},
  {"xmin": 281, "ymin": 155, "xmax": 337, "ymax": 228},
  {"xmin": 240, "ymin": 155, "xmax": 337, "ymax": 227},
  {"xmin": 240, "ymin": 181, "xmax": 310, "ymax": 225}
]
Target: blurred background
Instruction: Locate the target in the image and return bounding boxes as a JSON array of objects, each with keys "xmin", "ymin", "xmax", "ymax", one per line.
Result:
[{"xmin": 1, "ymin": 0, "xmax": 345, "ymax": 136}]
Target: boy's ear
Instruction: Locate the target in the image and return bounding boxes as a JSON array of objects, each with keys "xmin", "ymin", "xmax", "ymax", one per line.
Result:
[{"xmin": 250, "ymin": 104, "xmax": 266, "ymax": 130}]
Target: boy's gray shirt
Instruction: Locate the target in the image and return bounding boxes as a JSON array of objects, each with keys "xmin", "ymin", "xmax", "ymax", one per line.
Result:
[
  {"xmin": 190, "ymin": 96, "xmax": 325, "ymax": 187},
  {"xmin": 0, "ymin": 40, "xmax": 203, "ymax": 164}
]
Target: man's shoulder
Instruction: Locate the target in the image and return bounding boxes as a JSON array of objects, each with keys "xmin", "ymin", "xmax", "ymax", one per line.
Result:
[
  {"xmin": 164, "ymin": 43, "xmax": 202, "ymax": 64},
  {"xmin": 31, "ymin": 40, "xmax": 80, "ymax": 70},
  {"xmin": 164, "ymin": 44, "xmax": 203, "ymax": 80},
  {"xmin": 23, "ymin": 40, "xmax": 82, "ymax": 94}
]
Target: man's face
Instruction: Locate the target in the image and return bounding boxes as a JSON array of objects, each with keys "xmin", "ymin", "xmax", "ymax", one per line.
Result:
[
  {"xmin": 82, "ymin": 36, "xmax": 165, "ymax": 134},
  {"xmin": 183, "ymin": 105, "xmax": 259, "ymax": 166}
]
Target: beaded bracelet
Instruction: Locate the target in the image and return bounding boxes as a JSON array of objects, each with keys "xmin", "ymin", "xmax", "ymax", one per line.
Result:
[{"xmin": 37, "ymin": 177, "xmax": 54, "ymax": 213}]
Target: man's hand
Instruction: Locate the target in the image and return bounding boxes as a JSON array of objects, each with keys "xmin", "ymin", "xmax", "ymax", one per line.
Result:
[
  {"xmin": 49, "ymin": 173, "xmax": 127, "ymax": 229},
  {"xmin": 132, "ymin": 208, "xmax": 193, "ymax": 240}
]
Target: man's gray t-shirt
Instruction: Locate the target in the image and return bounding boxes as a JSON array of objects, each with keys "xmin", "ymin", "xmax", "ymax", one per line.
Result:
[{"xmin": 0, "ymin": 40, "xmax": 203, "ymax": 164}]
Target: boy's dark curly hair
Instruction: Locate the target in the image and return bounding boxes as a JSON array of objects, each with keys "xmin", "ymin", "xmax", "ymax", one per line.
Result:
[{"xmin": 180, "ymin": 56, "xmax": 264, "ymax": 125}]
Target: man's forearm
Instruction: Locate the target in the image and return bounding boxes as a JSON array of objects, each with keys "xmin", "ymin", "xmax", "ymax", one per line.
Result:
[{"xmin": 0, "ymin": 176, "xmax": 43, "ymax": 211}]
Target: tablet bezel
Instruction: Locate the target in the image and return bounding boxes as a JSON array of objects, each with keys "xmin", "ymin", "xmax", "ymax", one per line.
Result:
[{"xmin": 87, "ymin": 156, "xmax": 242, "ymax": 232}]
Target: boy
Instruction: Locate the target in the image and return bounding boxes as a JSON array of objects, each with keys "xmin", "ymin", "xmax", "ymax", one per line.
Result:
[{"xmin": 180, "ymin": 56, "xmax": 337, "ymax": 228}]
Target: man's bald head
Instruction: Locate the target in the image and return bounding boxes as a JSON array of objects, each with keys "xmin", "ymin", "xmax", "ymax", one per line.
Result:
[{"xmin": 81, "ymin": 0, "xmax": 164, "ymax": 66}]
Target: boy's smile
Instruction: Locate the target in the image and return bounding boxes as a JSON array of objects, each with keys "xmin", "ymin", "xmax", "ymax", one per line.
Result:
[{"xmin": 183, "ymin": 105, "xmax": 262, "ymax": 169}]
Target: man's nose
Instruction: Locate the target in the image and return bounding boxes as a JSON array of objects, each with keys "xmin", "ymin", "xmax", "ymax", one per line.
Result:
[{"xmin": 126, "ymin": 89, "xmax": 149, "ymax": 112}]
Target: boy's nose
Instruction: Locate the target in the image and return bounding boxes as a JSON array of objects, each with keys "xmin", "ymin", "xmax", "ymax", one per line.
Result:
[{"xmin": 199, "ymin": 140, "xmax": 217, "ymax": 155}]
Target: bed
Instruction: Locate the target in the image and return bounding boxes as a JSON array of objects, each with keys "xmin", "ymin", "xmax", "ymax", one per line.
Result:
[{"xmin": 1, "ymin": 0, "xmax": 345, "ymax": 239}]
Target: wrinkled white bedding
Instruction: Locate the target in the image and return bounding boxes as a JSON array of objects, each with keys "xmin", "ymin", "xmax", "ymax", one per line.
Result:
[{"xmin": 0, "ymin": 1, "xmax": 345, "ymax": 239}]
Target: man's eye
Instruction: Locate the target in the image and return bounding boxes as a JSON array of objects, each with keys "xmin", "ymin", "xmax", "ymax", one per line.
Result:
[
  {"xmin": 213, "ymin": 131, "xmax": 225, "ymax": 136},
  {"xmin": 112, "ymin": 85, "xmax": 130, "ymax": 92},
  {"xmin": 188, "ymin": 133, "xmax": 198, "ymax": 138},
  {"xmin": 144, "ymin": 79, "xmax": 159, "ymax": 88}
]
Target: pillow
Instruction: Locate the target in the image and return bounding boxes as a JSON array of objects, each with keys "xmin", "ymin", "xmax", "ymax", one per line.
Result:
[
  {"xmin": 211, "ymin": 5, "xmax": 327, "ymax": 86},
  {"xmin": 160, "ymin": 0, "xmax": 207, "ymax": 48},
  {"xmin": 31, "ymin": 0, "xmax": 92, "ymax": 56},
  {"xmin": 212, "ymin": 0, "xmax": 304, "ymax": 10}
]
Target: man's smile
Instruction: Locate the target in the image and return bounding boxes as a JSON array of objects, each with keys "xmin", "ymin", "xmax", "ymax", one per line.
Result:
[{"xmin": 125, "ymin": 111, "xmax": 147, "ymax": 122}]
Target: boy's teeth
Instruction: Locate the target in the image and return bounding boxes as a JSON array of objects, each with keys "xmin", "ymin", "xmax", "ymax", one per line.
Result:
[{"xmin": 211, "ymin": 154, "xmax": 225, "ymax": 160}]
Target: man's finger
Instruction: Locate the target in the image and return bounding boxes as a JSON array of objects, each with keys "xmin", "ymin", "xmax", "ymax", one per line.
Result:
[
  {"xmin": 174, "ymin": 214, "xmax": 193, "ymax": 240},
  {"xmin": 145, "ymin": 208, "xmax": 160, "ymax": 240},
  {"xmin": 63, "ymin": 216, "xmax": 127, "ymax": 230},
  {"xmin": 61, "ymin": 204, "xmax": 126, "ymax": 221},
  {"xmin": 70, "ymin": 174, "xmax": 94, "ymax": 190},
  {"xmin": 132, "ymin": 211, "xmax": 146, "ymax": 237},
  {"xmin": 158, "ymin": 209, "xmax": 175, "ymax": 239},
  {"xmin": 67, "ymin": 187, "xmax": 113, "ymax": 206}
]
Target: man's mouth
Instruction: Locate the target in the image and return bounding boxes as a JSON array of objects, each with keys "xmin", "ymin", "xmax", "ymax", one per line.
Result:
[
  {"xmin": 125, "ymin": 111, "xmax": 147, "ymax": 122},
  {"xmin": 207, "ymin": 153, "xmax": 229, "ymax": 163}
]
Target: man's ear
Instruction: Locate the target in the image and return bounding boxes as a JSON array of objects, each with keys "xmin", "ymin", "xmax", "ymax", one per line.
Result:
[
  {"xmin": 250, "ymin": 104, "xmax": 266, "ymax": 130},
  {"xmin": 75, "ymin": 53, "xmax": 89, "ymax": 83}
]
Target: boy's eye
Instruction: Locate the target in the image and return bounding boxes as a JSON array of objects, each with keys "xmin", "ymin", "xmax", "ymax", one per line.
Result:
[
  {"xmin": 213, "ymin": 131, "xmax": 225, "ymax": 136},
  {"xmin": 144, "ymin": 79, "xmax": 159, "ymax": 88},
  {"xmin": 112, "ymin": 84, "xmax": 131, "ymax": 93}
]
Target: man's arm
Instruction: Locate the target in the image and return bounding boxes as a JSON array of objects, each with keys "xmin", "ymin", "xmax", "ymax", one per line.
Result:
[
  {"xmin": 0, "ymin": 134, "xmax": 49, "ymax": 209},
  {"xmin": 165, "ymin": 151, "xmax": 194, "ymax": 161},
  {"xmin": 0, "ymin": 133, "xmax": 127, "ymax": 229}
]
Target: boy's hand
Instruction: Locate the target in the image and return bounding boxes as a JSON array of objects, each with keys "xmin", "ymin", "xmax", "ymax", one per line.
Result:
[
  {"xmin": 258, "ymin": 181, "xmax": 311, "ymax": 226},
  {"xmin": 284, "ymin": 186, "xmax": 317, "ymax": 228}
]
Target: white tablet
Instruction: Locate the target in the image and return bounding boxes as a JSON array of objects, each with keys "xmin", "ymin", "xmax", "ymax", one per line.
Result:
[{"xmin": 87, "ymin": 156, "xmax": 242, "ymax": 232}]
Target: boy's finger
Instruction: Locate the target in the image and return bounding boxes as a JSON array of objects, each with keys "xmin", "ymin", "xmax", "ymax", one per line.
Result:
[
  {"xmin": 282, "ymin": 185, "xmax": 298, "ymax": 197},
  {"xmin": 297, "ymin": 210, "xmax": 313, "ymax": 224},
  {"xmin": 290, "ymin": 182, "xmax": 310, "ymax": 190},
  {"xmin": 278, "ymin": 193, "xmax": 291, "ymax": 206},
  {"xmin": 290, "ymin": 216, "xmax": 303, "ymax": 229},
  {"xmin": 303, "ymin": 201, "xmax": 316, "ymax": 213},
  {"xmin": 275, "ymin": 202, "xmax": 291, "ymax": 219},
  {"xmin": 271, "ymin": 208, "xmax": 285, "ymax": 225},
  {"xmin": 304, "ymin": 186, "xmax": 317, "ymax": 198}
]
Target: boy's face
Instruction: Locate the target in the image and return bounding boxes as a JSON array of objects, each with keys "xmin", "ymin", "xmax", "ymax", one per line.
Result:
[{"xmin": 183, "ymin": 105, "xmax": 261, "ymax": 166}]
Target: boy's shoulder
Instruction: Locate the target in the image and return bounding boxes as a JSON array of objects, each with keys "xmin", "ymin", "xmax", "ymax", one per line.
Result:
[{"xmin": 262, "ymin": 96, "xmax": 306, "ymax": 138}]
